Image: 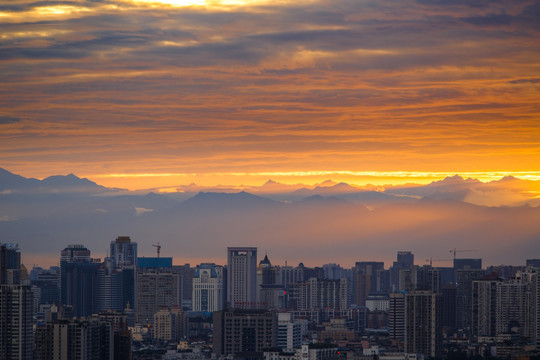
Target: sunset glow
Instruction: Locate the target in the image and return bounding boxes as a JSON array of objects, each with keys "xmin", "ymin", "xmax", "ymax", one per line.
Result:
[{"xmin": 1, "ymin": 0, "xmax": 540, "ymax": 190}]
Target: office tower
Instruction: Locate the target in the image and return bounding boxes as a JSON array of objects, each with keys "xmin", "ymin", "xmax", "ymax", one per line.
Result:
[
  {"xmin": 0, "ymin": 244, "xmax": 34, "ymax": 360},
  {"xmin": 404, "ymin": 291, "xmax": 442, "ymax": 358},
  {"xmin": 110, "ymin": 236, "xmax": 137, "ymax": 310},
  {"xmin": 526, "ymin": 259, "xmax": 540, "ymax": 268},
  {"xmin": 389, "ymin": 292, "xmax": 405, "ymax": 341},
  {"xmin": 60, "ymin": 244, "xmax": 99, "ymax": 317},
  {"xmin": 110, "ymin": 236, "xmax": 137, "ymax": 267},
  {"xmin": 456, "ymin": 268, "xmax": 485, "ymax": 332},
  {"xmin": 34, "ymin": 316, "xmax": 113, "ymax": 360},
  {"xmin": 227, "ymin": 247, "xmax": 257, "ymax": 309},
  {"xmin": 352, "ymin": 261, "xmax": 384, "ymax": 306},
  {"xmin": 277, "ymin": 313, "xmax": 302, "ymax": 351},
  {"xmin": 454, "ymin": 258, "xmax": 482, "ymax": 271},
  {"xmin": 137, "ymin": 266, "xmax": 179, "ymax": 325},
  {"xmin": 61, "ymin": 260, "xmax": 99, "ymax": 317},
  {"xmin": 472, "ymin": 274, "xmax": 501, "ymax": 337},
  {"xmin": 213, "ymin": 309, "xmax": 277, "ymax": 356},
  {"xmin": 172, "ymin": 264, "xmax": 195, "ymax": 310},
  {"xmin": 153, "ymin": 306, "xmax": 185, "ymax": 342},
  {"xmin": 31, "ymin": 267, "xmax": 60, "ymax": 306},
  {"xmin": 0, "ymin": 243, "xmax": 21, "ymax": 285},
  {"xmin": 441, "ymin": 284, "xmax": 457, "ymax": 329},
  {"xmin": 96, "ymin": 257, "xmax": 124, "ymax": 312},
  {"xmin": 60, "ymin": 244, "xmax": 91, "ymax": 263},
  {"xmin": 391, "ymin": 252, "xmax": 414, "ymax": 292},
  {"xmin": 192, "ymin": 263, "xmax": 224, "ymax": 312}
]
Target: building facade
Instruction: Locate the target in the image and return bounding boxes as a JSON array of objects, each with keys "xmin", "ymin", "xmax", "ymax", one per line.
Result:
[{"xmin": 227, "ymin": 247, "xmax": 257, "ymax": 309}]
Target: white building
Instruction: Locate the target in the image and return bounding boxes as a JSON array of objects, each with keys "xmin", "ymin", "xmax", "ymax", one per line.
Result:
[
  {"xmin": 277, "ymin": 313, "xmax": 303, "ymax": 352},
  {"xmin": 192, "ymin": 263, "xmax": 224, "ymax": 312}
]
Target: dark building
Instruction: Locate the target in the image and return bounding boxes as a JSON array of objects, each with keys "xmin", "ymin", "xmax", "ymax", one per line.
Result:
[
  {"xmin": 389, "ymin": 292, "xmax": 406, "ymax": 341},
  {"xmin": 404, "ymin": 291, "xmax": 442, "ymax": 358},
  {"xmin": 441, "ymin": 284, "xmax": 457, "ymax": 329},
  {"xmin": 352, "ymin": 261, "xmax": 384, "ymax": 306},
  {"xmin": 391, "ymin": 252, "xmax": 414, "ymax": 291},
  {"xmin": 172, "ymin": 264, "xmax": 195, "ymax": 310},
  {"xmin": 526, "ymin": 259, "xmax": 540, "ymax": 268},
  {"xmin": 34, "ymin": 316, "xmax": 113, "ymax": 360},
  {"xmin": 454, "ymin": 258, "xmax": 482, "ymax": 271},
  {"xmin": 213, "ymin": 309, "xmax": 277, "ymax": 356},
  {"xmin": 61, "ymin": 261, "xmax": 99, "ymax": 317},
  {"xmin": 456, "ymin": 268, "xmax": 485, "ymax": 332},
  {"xmin": 0, "ymin": 244, "xmax": 34, "ymax": 360}
]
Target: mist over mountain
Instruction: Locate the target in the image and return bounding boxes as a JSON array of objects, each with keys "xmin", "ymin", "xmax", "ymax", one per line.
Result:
[{"xmin": 1, "ymin": 168, "xmax": 539, "ymax": 267}]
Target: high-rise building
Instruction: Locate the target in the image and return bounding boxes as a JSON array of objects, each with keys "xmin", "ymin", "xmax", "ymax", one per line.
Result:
[
  {"xmin": 400, "ymin": 265, "xmax": 441, "ymax": 293},
  {"xmin": 192, "ymin": 263, "xmax": 224, "ymax": 312},
  {"xmin": 227, "ymin": 247, "xmax": 257, "ymax": 309},
  {"xmin": 277, "ymin": 312, "xmax": 302, "ymax": 352},
  {"xmin": 456, "ymin": 268, "xmax": 485, "ymax": 332},
  {"xmin": 34, "ymin": 316, "xmax": 113, "ymax": 360},
  {"xmin": 172, "ymin": 264, "xmax": 195, "ymax": 310},
  {"xmin": 441, "ymin": 284, "xmax": 457, "ymax": 329},
  {"xmin": 213, "ymin": 309, "xmax": 277, "ymax": 356},
  {"xmin": 472, "ymin": 274, "xmax": 501, "ymax": 337},
  {"xmin": 352, "ymin": 261, "xmax": 384, "ymax": 306},
  {"xmin": 389, "ymin": 292, "xmax": 406, "ymax": 341},
  {"xmin": 287, "ymin": 277, "xmax": 349, "ymax": 311},
  {"xmin": 0, "ymin": 244, "xmax": 34, "ymax": 360},
  {"xmin": 496, "ymin": 273, "xmax": 533, "ymax": 338},
  {"xmin": 153, "ymin": 306, "xmax": 185, "ymax": 342},
  {"xmin": 137, "ymin": 265, "xmax": 179, "ymax": 325},
  {"xmin": 61, "ymin": 260, "xmax": 99, "ymax": 317},
  {"xmin": 391, "ymin": 252, "xmax": 414, "ymax": 292},
  {"xmin": 96, "ymin": 257, "xmax": 124, "ymax": 312},
  {"xmin": 60, "ymin": 244, "xmax": 99, "ymax": 317},
  {"xmin": 404, "ymin": 291, "xmax": 442, "ymax": 358},
  {"xmin": 110, "ymin": 236, "xmax": 137, "ymax": 267}
]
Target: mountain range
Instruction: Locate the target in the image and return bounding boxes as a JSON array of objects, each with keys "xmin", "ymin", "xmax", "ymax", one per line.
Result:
[{"xmin": 1, "ymin": 167, "xmax": 539, "ymax": 268}]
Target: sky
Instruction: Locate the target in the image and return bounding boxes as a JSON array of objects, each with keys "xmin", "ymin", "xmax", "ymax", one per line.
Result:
[{"xmin": 1, "ymin": 0, "xmax": 540, "ymax": 190}]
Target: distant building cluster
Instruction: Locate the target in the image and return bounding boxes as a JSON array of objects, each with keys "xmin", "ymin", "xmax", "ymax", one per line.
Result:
[{"xmin": 2, "ymin": 240, "xmax": 540, "ymax": 360}]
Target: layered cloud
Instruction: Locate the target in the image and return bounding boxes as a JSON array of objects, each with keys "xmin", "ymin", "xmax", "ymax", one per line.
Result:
[{"xmin": 1, "ymin": 0, "xmax": 539, "ymax": 186}]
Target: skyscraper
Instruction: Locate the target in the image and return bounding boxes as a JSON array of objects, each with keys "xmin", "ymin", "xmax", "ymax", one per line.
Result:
[
  {"xmin": 110, "ymin": 236, "xmax": 137, "ymax": 267},
  {"xmin": 227, "ymin": 247, "xmax": 257, "ymax": 309},
  {"xmin": 389, "ymin": 292, "xmax": 406, "ymax": 342},
  {"xmin": 404, "ymin": 290, "xmax": 442, "ymax": 358},
  {"xmin": 391, "ymin": 252, "xmax": 414, "ymax": 291},
  {"xmin": 110, "ymin": 236, "xmax": 137, "ymax": 310},
  {"xmin": 137, "ymin": 260, "xmax": 179, "ymax": 325},
  {"xmin": 0, "ymin": 244, "xmax": 34, "ymax": 360}
]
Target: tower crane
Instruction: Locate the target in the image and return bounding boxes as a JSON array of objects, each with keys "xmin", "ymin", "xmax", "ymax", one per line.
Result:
[
  {"xmin": 153, "ymin": 243, "xmax": 161, "ymax": 258},
  {"xmin": 450, "ymin": 248, "xmax": 478, "ymax": 259}
]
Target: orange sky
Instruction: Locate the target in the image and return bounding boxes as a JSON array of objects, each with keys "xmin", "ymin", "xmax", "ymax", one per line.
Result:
[{"xmin": 1, "ymin": 0, "xmax": 540, "ymax": 190}]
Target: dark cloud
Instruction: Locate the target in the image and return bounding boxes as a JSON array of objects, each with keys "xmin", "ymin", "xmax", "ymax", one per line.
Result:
[
  {"xmin": 461, "ymin": 13, "xmax": 512, "ymax": 26},
  {"xmin": 0, "ymin": 116, "xmax": 21, "ymax": 124},
  {"xmin": 508, "ymin": 78, "xmax": 540, "ymax": 84}
]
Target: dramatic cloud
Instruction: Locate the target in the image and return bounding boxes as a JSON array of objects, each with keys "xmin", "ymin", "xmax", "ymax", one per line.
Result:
[{"xmin": 0, "ymin": 0, "xmax": 539, "ymax": 188}]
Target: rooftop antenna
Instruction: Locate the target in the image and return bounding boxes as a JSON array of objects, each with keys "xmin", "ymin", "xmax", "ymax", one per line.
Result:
[{"xmin": 152, "ymin": 243, "xmax": 161, "ymax": 258}]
